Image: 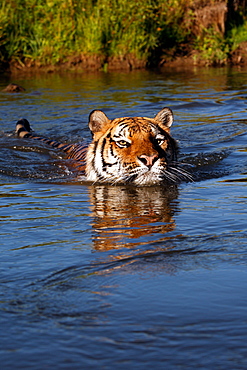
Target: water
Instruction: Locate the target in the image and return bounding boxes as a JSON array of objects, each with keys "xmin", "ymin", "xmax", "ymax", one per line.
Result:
[{"xmin": 1, "ymin": 67, "xmax": 247, "ymax": 369}]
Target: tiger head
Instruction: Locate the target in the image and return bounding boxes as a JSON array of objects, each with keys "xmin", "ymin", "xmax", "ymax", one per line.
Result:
[{"xmin": 86, "ymin": 107, "xmax": 187, "ymax": 186}]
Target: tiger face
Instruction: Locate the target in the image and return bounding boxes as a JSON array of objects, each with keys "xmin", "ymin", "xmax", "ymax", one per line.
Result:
[{"xmin": 86, "ymin": 108, "xmax": 181, "ymax": 185}]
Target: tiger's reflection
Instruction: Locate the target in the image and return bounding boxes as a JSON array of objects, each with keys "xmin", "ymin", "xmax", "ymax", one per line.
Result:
[{"xmin": 88, "ymin": 185, "xmax": 179, "ymax": 251}]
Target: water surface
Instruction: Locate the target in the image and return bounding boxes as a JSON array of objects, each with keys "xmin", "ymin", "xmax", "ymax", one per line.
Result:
[{"xmin": 1, "ymin": 67, "xmax": 247, "ymax": 369}]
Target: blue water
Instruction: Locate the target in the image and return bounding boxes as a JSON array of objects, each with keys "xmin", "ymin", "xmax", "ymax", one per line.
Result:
[{"xmin": 1, "ymin": 67, "xmax": 247, "ymax": 369}]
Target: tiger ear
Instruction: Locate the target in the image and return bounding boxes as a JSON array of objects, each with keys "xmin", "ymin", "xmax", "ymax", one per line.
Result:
[
  {"xmin": 88, "ymin": 110, "xmax": 110, "ymax": 133},
  {"xmin": 154, "ymin": 107, "xmax": 173, "ymax": 130}
]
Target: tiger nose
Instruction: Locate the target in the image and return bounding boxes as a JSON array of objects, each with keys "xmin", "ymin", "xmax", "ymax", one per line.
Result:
[{"xmin": 138, "ymin": 154, "xmax": 159, "ymax": 168}]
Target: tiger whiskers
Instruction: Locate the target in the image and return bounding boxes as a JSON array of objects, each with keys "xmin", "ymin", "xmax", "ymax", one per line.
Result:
[{"xmin": 165, "ymin": 163, "xmax": 194, "ymax": 183}]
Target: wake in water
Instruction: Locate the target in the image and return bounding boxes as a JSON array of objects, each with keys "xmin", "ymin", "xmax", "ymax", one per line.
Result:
[
  {"xmin": 0, "ymin": 131, "xmax": 238, "ymax": 184},
  {"xmin": 182, "ymin": 150, "xmax": 232, "ymax": 181}
]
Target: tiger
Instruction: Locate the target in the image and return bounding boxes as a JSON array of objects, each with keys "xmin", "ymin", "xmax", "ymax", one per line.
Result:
[{"xmin": 15, "ymin": 108, "xmax": 191, "ymax": 185}]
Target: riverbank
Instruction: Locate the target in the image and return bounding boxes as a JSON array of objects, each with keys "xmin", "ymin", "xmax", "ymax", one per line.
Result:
[
  {"xmin": 1, "ymin": 0, "xmax": 246, "ymax": 73},
  {"xmin": 4, "ymin": 46, "xmax": 247, "ymax": 74}
]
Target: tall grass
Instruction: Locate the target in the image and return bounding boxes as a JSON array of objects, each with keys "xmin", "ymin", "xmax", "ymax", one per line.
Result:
[
  {"xmin": 0, "ymin": 0, "xmax": 247, "ymax": 68},
  {"xmin": 0, "ymin": 0, "xmax": 192, "ymax": 67}
]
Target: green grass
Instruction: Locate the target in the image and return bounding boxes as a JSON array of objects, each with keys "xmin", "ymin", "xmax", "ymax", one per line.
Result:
[
  {"xmin": 0, "ymin": 0, "xmax": 193, "ymax": 67},
  {"xmin": 193, "ymin": 29, "xmax": 230, "ymax": 66},
  {"xmin": 0, "ymin": 0, "xmax": 246, "ymax": 68},
  {"xmin": 228, "ymin": 22, "xmax": 247, "ymax": 50}
]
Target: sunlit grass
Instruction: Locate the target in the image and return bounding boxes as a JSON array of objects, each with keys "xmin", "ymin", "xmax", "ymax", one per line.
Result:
[
  {"xmin": 0, "ymin": 0, "xmax": 246, "ymax": 68},
  {"xmin": 0, "ymin": 0, "xmax": 193, "ymax": 66},
  {"xmin": 229, "ymin": 23, "xmax": 247, "ymax": 50}
]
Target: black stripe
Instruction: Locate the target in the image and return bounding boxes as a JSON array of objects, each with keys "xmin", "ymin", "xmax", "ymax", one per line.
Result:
[
  {"xmin": 101, "ymin": 138, "xmax": 118, "ymax": 169},
  {"xmin": 32, "ymin": 136, "xmax": 65, "ymax": 150},
  {"xmin": 101, "ymin": 138, "xmax": 107, "ymax": 169},
  {"xmin": 60, "ymin": 144, "xmax": 73, "ymax": 152},
  {"xmin": 16, "ymin": 127, "xmax": 28, "ymax": 136},
  {"xmin": 109, "ymin": 138, "xmax": 116, "ymax": 158},
  {"xmin": 51, "ymin": 141, "xmax": 62, "ymax": 148},
  {"xmin": 117, "ymin": 118, "xmax": 130, "ymax": 125},
  {"xmin": 118, "ymin": 122, "xmax": 130, "ymax": 131},
  {"xmin": 23, "ymin": 132, "xmax": 32, "ymax": 138},
  {"xmin": 43, "ymin": 139, "xmax": 52, "ymax": 145}
]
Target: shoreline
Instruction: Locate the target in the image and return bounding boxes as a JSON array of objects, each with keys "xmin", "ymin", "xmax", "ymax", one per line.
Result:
[{"xmin": 2, "ymin": 44, "xmax": 247, "ymax": 75}]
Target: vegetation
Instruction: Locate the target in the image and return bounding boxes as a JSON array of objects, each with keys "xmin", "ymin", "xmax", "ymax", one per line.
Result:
[{"xmin": 0, "ymin": 0, "xmax": 247, "ymax": 70}]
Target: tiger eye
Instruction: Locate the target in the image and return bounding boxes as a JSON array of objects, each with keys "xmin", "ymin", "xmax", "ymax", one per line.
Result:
[{"xmin": 116, "ymin": 140, "xmax": 130, "ymax": 148}]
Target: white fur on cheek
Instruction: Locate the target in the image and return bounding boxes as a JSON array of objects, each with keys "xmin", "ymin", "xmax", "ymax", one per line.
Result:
[{"xmin": 85, "ymin": 140, "xmax": 125, "ymax": 183}]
